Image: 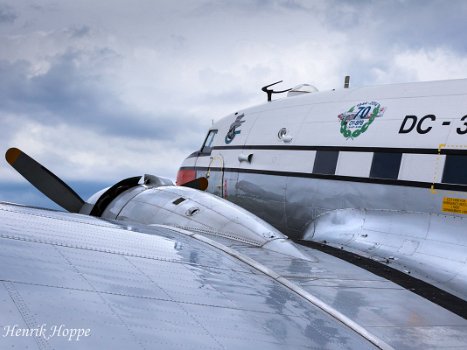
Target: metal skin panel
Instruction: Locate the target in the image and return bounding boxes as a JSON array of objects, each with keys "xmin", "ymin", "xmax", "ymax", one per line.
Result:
[
  {"xmin": 100, "ymin": 186, "xmax": 146, "ymax": 219},
  {"xmin": 306, "ymin": 208, "xmax": 467, "ymax": 300},
  {"xmin": 115, "ymin": 186, "xmax": 285, "ymax": 243},
  {"xmin": 336, "ymin": 151, "xmax": 373, "ymax": 178},
  {"xmin": 398, "ymin": 153, "xmax": 446, "ymax": 183},
  {"xmin": 0, "ymin": 203, "xmax": 380, "ymax": 350},
  {"xmin": 205, "ymin": 154, "xmax": 226, "ymax": 197},
  {"xmin": 244, "ymin": 105, "xmax": 312, "ymax": 146},
  {"xmin": 203, "ymin": 149, "xmax": 318, "ymax": 174},
  {"xmin": 212, "ymin": 110, "xmax": 263, "ymax": 148},
  {"xmin": 184, "ymin": 167, "xmax": 467, "ymax": 300},
  {"xmin": 234, "ymin": 172, "xmax": 288, "ymax": 233},
  {"xmin": 222, "ymin": 168, "xmax": 239, "ymax": 200},
  {"xmin": 294, "ymin": 95, "xmax": 457, "ymax": 148},
  {"xmin": 107, "ymin": 186, "xmax": 309, "ymax": 259},
  {"xmin": 194, "ymin": 233, "xmax": 467, "ymax": 350},
  {"xmin": 96, "ymin": 184, "xmax": 309, "ymax": 259},
  {"xmin": 204, "ymin": 80, "xmax": 467, "ymax": 150},
  {"xmin": 0, "ymin": 284, "xmax": 39, "ymax": 349}
]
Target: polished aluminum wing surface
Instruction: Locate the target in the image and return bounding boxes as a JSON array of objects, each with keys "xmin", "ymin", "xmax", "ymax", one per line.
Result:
[
  {"xmin": 1, "ymin": 202, "xmax": 466, "ymax": 349},
  {"xmin": 0, "ymin": 203, "xmax": 377, "ymax": 350}
]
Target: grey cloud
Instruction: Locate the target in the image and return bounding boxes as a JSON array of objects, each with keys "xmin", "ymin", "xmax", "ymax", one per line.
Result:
[
  {"xmin": 193, "ymin": 0, "xmax": 311, "ymax": 16},
  {"xmin": 0, "ymin": 3, "xmax": 16, "ymax": 23},
  {"xmin": 67, "ymin": 25, "xmax": 91, "ymax": 39},
  {"xmin": 0, "ymin": 50, "xmax": 205, "ymax": 144},
  {"xmin": 1, "ymin": 0, "xmax": 467, "ymax": 209},
  {"xmin": 247, "ymin": 0, "xmax": 309, "ymax": 11},
  {"xmin": 0, "ymin": 181, "xmax": 108, "ymax": 210},
  {"xmin": 324, "ymin": 0, "xmax": 467, "ymax": 54},
  {"xmin": 304, "ymin": 0, "xmax": 467, "ymax": 87}
]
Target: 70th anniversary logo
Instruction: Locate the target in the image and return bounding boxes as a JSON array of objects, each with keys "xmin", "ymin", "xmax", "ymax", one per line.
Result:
[{"xmin": 338, "ymin": 101, "xmax": 386, "ymax": 139}]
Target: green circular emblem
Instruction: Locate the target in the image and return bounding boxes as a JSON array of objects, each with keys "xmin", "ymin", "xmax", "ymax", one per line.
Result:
[{"xmin": 337, "ymin": 102, "xmax": 386, "ymax": 139}]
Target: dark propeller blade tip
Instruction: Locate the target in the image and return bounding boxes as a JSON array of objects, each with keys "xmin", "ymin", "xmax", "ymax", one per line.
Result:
[
  {"xmin": 5, "ymin": 147, "xmax": 21, "ymax": 165},
  {"xmin": 5, "ymin": 147, "xmax": 84, "ymax": 212}
]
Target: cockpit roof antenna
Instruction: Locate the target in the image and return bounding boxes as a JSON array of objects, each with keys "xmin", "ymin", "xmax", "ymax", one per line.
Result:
[{"xmin": 261, "ymin": 80, "xmax": 292, "ymax": 102}]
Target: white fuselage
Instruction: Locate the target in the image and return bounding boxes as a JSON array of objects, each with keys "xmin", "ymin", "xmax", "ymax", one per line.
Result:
[
  {"xmin": 178, "ymin": 79, "xmax": 467, "ymax": 298},
  {"xmin": 180, "ymin": 79, "xmax": 467, "ymax": 237}
]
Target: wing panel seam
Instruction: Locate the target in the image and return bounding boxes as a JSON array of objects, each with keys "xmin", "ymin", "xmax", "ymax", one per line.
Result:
[
  {"xmin": 155, "ymin": 224, "xmax": 395, "ymax": 350},
  {"xmin": 2, "ymin": 281, "xmax": 51, "ymax": 350}
]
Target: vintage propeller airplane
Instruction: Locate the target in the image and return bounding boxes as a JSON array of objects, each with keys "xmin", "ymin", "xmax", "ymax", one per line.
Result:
[{"xmin": 1, "ymin": 78, "xmax": 466, "ymax": 349}]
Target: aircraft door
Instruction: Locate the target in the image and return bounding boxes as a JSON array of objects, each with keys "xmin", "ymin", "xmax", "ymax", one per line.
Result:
[
  {"xmin": 196, "ymin": 129, "xmax": 225, "ymax": 197},
  {"xmin": 206, "ymin": 154, "xmax": 225, "ymax": 197}
]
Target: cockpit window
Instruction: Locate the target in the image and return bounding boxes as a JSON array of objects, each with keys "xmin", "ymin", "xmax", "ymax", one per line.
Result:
[{"xmin": 201, "ymin": 130, "xmax": 217, "ymax": 154}]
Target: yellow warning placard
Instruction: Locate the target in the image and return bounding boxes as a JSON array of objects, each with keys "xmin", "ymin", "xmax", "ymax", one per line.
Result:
[{"xmin": 442, "ymin": 197, "xmax": 467, "ymax": 215}]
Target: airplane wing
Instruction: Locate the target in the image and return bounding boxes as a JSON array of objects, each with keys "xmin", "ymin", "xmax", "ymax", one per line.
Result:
[
  {"xmin": 0, "ymin": 202, "xmax": 380, "ymax": 350},
  {"xmin": 1, "ymin": 202, "xmax": 466, "ymax": 350}
]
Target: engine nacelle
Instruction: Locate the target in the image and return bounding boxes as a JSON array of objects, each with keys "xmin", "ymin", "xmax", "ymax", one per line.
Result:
[{"xmin": 81, "ymin": 175, "xmax": 307, "ymax": 259}]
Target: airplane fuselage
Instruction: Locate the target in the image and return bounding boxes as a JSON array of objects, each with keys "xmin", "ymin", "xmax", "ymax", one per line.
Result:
[{"xmin": 179, "ymin": 79, "xmax": 467, "ymax": 238}]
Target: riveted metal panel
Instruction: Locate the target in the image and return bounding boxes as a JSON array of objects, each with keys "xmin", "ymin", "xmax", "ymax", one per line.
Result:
[{"xmin": 0, "ymin": 203, "xmax": 378, "ymax": 350}]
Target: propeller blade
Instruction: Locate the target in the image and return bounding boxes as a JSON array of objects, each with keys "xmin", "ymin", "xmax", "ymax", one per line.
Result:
[
  {"xmin": 181, "ymin": 177, "xmax": 208, "ymax": 191},
  {"xmin": 5, "ymin": 148, "xmax": 84, "ymax": 212}
]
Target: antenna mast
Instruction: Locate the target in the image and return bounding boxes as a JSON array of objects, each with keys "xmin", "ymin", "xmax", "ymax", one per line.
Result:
[{"xmin": 261, "ymin": 80, "xmax": 292, "ymax": 102}]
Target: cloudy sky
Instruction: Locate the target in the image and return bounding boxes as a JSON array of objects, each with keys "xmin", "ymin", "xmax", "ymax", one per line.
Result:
[{"xmin": 1, "ymin": 0, "xmax": 467, "ymax": 209}]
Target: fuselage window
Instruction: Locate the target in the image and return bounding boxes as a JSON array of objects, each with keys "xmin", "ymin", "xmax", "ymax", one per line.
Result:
[
  {"xmin": 442, "ymin": 155, "xmax": 467, "ymax": 185},
  {"xmin": 370, "ymin": 152, "xmax": 402, "ymax": 180},
  {"xmin": 313, "ymin": 150, "xmax": 339, "ymax": 175},
  {"xmin": 200, "ymin": 130, "xmax": 218, "ymax": 154}
]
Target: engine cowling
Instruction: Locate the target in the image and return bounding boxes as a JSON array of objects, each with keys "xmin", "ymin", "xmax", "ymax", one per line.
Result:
[{"xmin": 82, "ymin": 174, "xmax": 308, "ymax": 259}]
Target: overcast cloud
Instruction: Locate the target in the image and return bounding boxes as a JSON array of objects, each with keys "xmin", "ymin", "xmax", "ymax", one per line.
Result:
[{"xmin": 1, "ymin": 0, "xmax": 467, "ymax": 208}]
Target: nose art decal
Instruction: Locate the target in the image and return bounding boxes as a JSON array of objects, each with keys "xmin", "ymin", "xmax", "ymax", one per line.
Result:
[{"xmin": 225, "ymin": 113, "xmax": 245, "ymax": 144}]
